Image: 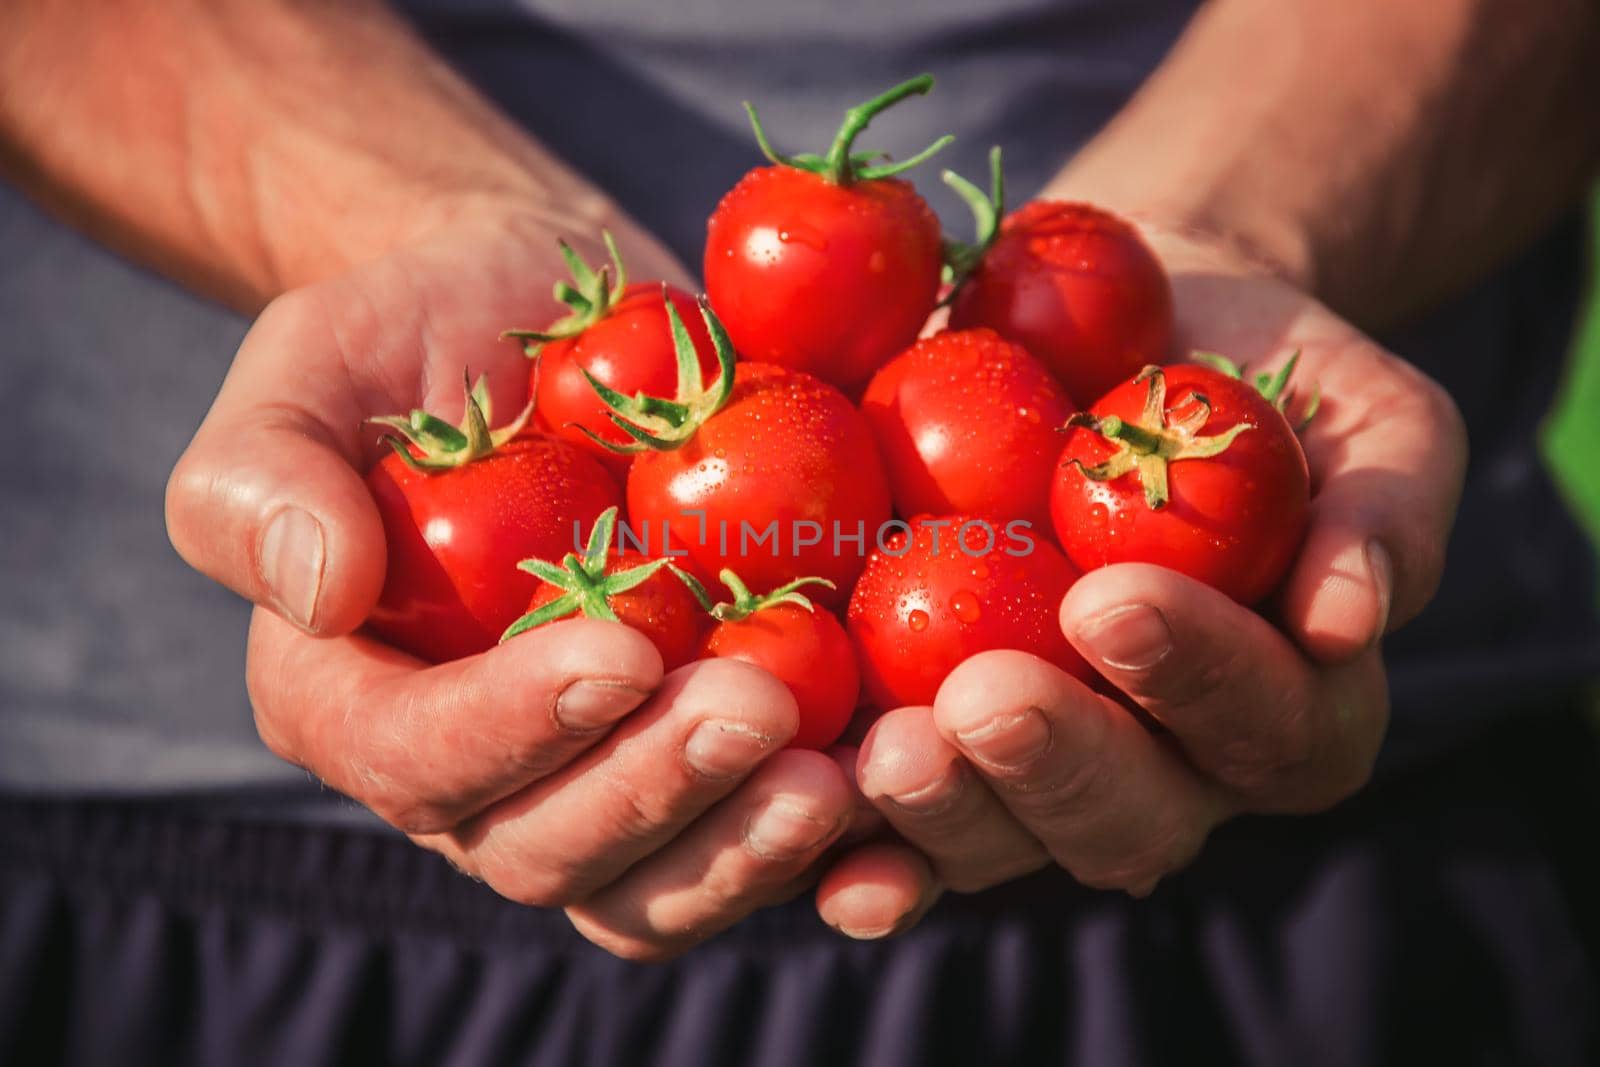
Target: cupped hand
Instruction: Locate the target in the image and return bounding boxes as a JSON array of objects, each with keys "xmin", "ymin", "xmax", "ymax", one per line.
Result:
[
  {"xmin": 817, "ymin": 227, "xmax": 1468, "ymax": 937},
  {"xmin": 166, "ymin": 204, "xmax": 855, "ymax": 960}
]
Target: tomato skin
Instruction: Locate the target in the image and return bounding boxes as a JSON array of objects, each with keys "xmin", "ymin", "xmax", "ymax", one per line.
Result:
[
  {"xmin": 704, "ymin": 167, "xmax": 943, "ymax": 392},
  {"xmin": 949, "ymin": 201, "xmax": 1173, "ymax": 405},
  {"xmin": 365, "ymin": 436, "xmax": 621, "ymax": 663},
  {"xmin": 847, "ymin": 517, "xmax": 1094, "ymax": 710},
  {"xmin": 531, "ymin": 283, "xmax": 716, "ymax": 475},
  {"xmin": 860, "ymin": 328, "xmax": 1075, "ymax": 530},
  {"xmin": 1051, "ymin": 365, "xmax": 1311, "ymax": 604},
  {"xmin": 625, "ymin": 362, "xmax": 890, "ymax": 609},
  {"xmin": 524, "ymin": 550, "xmax": 707, "ymax": 672},
  {"xmin": 699, "ymin": 604, "xmax": 859, "ymax": 750}
]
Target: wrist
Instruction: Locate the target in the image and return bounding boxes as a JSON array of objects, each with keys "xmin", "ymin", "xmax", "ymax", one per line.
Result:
[{"xmin": 239, "ymin": 166, "xmax": 622, "ymax": 304}]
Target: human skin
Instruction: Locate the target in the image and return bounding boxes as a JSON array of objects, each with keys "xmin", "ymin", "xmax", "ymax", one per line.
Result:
[
  {"xmin": 3, "ymin": 0, "xmax": 1597, "ymax": 958},
  {"xmin": 1, "ymin": 0, "xmax": 862, "ymax": 961},
  {"xmin": 818, "ymin": 0, "xmax": 1600, "ymax": 939}
]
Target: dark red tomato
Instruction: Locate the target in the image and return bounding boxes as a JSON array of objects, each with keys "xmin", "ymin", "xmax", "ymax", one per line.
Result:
[
  {"xmin": 1051, "ymin": 364, "xmax": 1310, "ymax": 604},
  {"xmin": 521, "ymin": 548, "xmax": 706, "ymax": 671},
  {"xmin": 701, "ymin": 602, "xmax": 858, "ymax": 750},
  {"xmin": 949, "ymin": 201, "xmax": 1173, "ymax": 405},
  {"xmin": 860, "ymin": 328, "xmax": 1075, "ymax": 530},
  {"xmin": 366, "ymin": 435, "xmax": 620, "ymax": 663},
  {"xmin": 626, "ymin": 362, "xmax": 890, "ymax": 608},
  {"xmin": 531, "ymin": 283, "xmax": 716, "ymax": 475},
  {"xmin": 704, "ymin": 76, "xmax": 950, "ymax": 392},
  {"xmin": 847, "ymin": 517, "xmax": 1094, "ymax": 709}
]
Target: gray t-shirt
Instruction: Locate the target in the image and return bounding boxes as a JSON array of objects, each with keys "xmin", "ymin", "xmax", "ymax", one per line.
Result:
[{"xmin": 1, "ymin": 0, "xmax": 1593, "ymax": 803}]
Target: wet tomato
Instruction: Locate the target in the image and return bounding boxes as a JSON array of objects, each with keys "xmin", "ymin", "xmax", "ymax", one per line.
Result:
[
  {"xmin": 1052, "ymin": 363, "xmax": 1310, "ymax": 604},
  {"xmin": 861, "ymin": 328, "xmax": 1075, "ymax": 530},
  {"xmin": 847, "ymin": 517, "xmax": 1093, "ymax": 709},
  {"xmin": 365, "ymin": 377, "xmax": 620, "ymax": 663},
  {"xmin": 950, "ymin": 200, "xmax": 1172, "ymax": 405},
  {"xmin": 705, "ymin": 76, "xmax": 949, "ymax": 392}
]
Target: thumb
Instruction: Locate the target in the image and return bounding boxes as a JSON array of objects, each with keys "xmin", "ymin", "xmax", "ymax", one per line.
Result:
[{"xmin": 165, "ymin": 287, "xmax": 387, "ymax": 635}]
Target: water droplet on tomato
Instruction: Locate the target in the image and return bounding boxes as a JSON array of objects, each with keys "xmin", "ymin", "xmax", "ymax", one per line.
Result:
[
  {"xmin": 907, "ymin": 609, "xmax": 930, "ymax": 632},
  {"xmin": 950, "ymin": 592, "xmax": 980, "ymax": 623},
  {"xmin": 972, "ymin": 562, "xmax": 991, "ymax": 580}
]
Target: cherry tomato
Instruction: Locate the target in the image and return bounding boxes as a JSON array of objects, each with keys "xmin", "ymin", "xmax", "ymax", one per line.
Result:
[
  {"xmin": 504, "ymin": 236, "xmax": 717, "ymax": 476},
  {"xmin": 860, "ymin": 328, "xmax": 1075, "ymax": 530},
  {"xmin": 704, "ymin": 76, "xmax": 950, "ymax": 392},
  {"xmin": 508, "ymin": 508, "xmax": 707, "ymax": 671},
  {"xmin": 950, "ymin": 200, "xmax": 1173, "ymax": 405},
  {"xmin": 628, "ymin": 361, "xmax": 889, "ymax": 608},
  {"xmin": 847, "ymin": 517, "xmax": 1093, "ymax": 709},
  {"xmin": 591, "ymin": 299, "xmax": 890, "ymax": 610},
  {"xmin": 688, "ymin": 572, "xmax": 859, "ymax": 750},
  {"xmin": 1052, "ymin": 363, "xmax": 1310, "ymax": 604},
  {"xmin": 365, "ymin": 379, "xmax": 620, "ymax": 663}
]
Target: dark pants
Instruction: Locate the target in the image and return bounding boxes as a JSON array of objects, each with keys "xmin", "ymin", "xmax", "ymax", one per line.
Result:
[{"xmin": 4, "ymin": 709, "xmax": 1598, "ymax": 1067}]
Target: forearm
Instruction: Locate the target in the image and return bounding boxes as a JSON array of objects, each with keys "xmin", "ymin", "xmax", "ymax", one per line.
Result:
[
  {"xmin": 0, "ymin": 0, "xmax": 607, "ymax": 310},
  {"xmin": 1047, "ymin": 0, "xmax": 1600, "ymax": 327}
]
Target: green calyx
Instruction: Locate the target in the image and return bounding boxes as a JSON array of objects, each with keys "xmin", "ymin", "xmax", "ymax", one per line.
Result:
[
  {"xmin": 1064, "ymin": 365, "xmax": 1253, "ymax": 510},
  {"xmin": 673, "ymin": 567, "xmax": 834, "ymax": 623},
  {"xmin": 501, "ymin": 231, "xmax": 629, "ymax": 358},
  {"xmin": 500, "ymin": 506, "xmax": 672, "ymax": 640},
  {"xmin": 578, "ymin": 291, "xmax": 737, "ymax": 454},
  {"xmin": 1192, "ymin": 349, "xmax": 1321, "ymax": 431},
  {"xmin": 743, "ymin": 74, "xmax": 954, "ymax": 187},
  {"xmin": 368, "ymin": 371, "xmax": 534, "ymax": 473},
  {"xmin": 940, "ymin": 145, "xmax": 1005, "ymax": 297}
]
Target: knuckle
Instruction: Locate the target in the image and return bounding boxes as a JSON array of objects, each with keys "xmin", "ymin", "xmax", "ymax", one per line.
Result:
[
  {"xmin": 598, "ymin": 771, "xmax": 680, "ymax": 846},
  {"xmin": 566, "ymin": 911, "xmax": 686, "ymax": 964},
  {"xmin": 1072, "ymin": 818, "xmax": 1209, "ymax": 894},
  {"xmin": 486, "ymin": 860, "xmax": 579, "ymax": 910},
  {"xmin": 375, "ymin": 799, "xmax": 458, "ymax": 837},
  {"xmin": 1003, "ymin": 752, "xmax": 1112, "ymax": 823},
  {"xmin": 1154, "ymin": 651, "xmax": 1236, "ymax": 713},
  {"xmin": 941, "ymin": 846, "xmax": 1048, "ymax": 894},
  {"xmin": 696, "ymin": 863, "xmax": 754, "ymax": 917},
  {"xmin": 1211, "ymin": 708, "xmax": 1318, "ymax": 796},
  {"xmin": 1309, "ymin": 699, "xmax": 1385, "ymax": 810}
]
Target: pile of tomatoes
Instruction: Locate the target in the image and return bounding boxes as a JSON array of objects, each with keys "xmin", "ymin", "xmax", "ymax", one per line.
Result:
[{"xmin": 365, "ymin": 77, "xmax": 1315, "ymax": 750}]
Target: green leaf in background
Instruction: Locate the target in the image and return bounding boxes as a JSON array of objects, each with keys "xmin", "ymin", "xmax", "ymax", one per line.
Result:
[{"xmin": 1540, "ymin": 185, "xmax": 1600, "ymax": 605}]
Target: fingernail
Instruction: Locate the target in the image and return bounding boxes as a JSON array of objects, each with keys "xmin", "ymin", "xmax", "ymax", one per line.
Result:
[
  {"xmin": 554, "ymin": 679, "xmax": 650, "ymax": 732},
  {"xmin": 685, "ymin": 720, "xmax": 777, "ymax": 780},
  {"xmin": 955, "ymin": 708, "xmax": 1051, "ymax": 773},
  {"xmin": 744, "ymin": 800, "xmax": 838, "ymax": 860},
  {"xmin": 259, "ymin": 507, "xmax": 325, "ymax": 630},
  {"xmin": 833, "ymin": 902, "xmax": 922, "ymax": 941},
  {"xmin": 886, "ymin": 760, "xmax": 966, "ymax": 815},
  {"xmin": 1366, "ymin": 540, "xmax": 1393, "ymax": 641},
  {"xmin": 1076, "ymin": 604, "xmax": 1172, "ymax": 671}
]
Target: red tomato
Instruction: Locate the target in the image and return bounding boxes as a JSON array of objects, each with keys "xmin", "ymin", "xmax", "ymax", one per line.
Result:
[
  {"xmin": 626, "ymin": 361, "xmax": 890, "ymax": 608},
  {"xmin": 847, "ymin": 517, "xmax": 1093, "ymax": 709},
  {"xmin": 365, "ymin": 380, "xmax": 620, "ymax": 663},
  {"xmin": 690, "ymin": 572, "xmax": 859, "ymax": 750},
  {"xmin": 949, "ymin": 201, "xmax": 1173, "ymax": 405},
  {"xmin": 704, "ymin": 76, "xmax": 949, "ymax": 392},
  {"xmin": 529, "ymin": 284, "xmax": 715, "ymax": 474},
  {"xmin": 514, "ymin": 553, "xmax": 705, "ymax": 675},
  {"xmin": 1051, "ymin": 364, "xmax": 1310, "ymax": 604},
  {"xmin": 860, "ymin": 328, "xmax": 1075, "ymax": 530},
  {"xmin": 504, "ymin": 237, "xmax": 717, "ymax": 476}
]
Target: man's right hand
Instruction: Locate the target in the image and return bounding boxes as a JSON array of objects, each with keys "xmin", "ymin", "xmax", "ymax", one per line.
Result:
[{"xmin": 165, "ymin": 209, "xmax": 856, "ymax": 961}]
